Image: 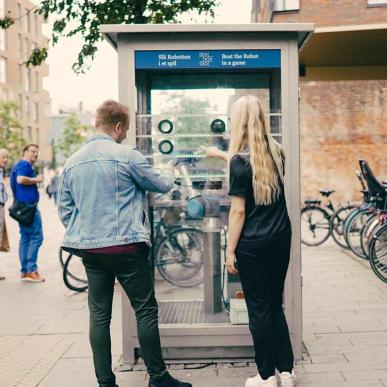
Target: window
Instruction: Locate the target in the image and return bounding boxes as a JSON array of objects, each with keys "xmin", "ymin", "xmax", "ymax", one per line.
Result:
[
  {"xmin": 272, "ymin": 0, "xmax": 300, "ymax": 11},
  {"xmin": 23, "ymin": 67, "xmax": 29, "ymax": 91},
  {"xmin": 32, "ymin": 102, "xmax": 39, "ymax": 122},
  {"xmin": 0, "ymin": 57, "xmax": 6, "ymax": 83},
  {"xmin": 25, "ymin": 96, "xmax": 30, "ymax": 119},
  {"xmin": 17, "ymin": 34, "xmax": 23, "ymax": 58},
  {"xmin": 18, "ymin": 64, "xmax": 22, "ymax": 86},
  {"xmin": 24, "ymin": 37, "xmax": 29, "ymax": 60},
  {"xmin": 27, "ymin": 127, "xmax": 32, "ymax": 141},
  {"xmin": 19, "ymin": 94, "xmax": 23, "ymax": 117},
  {"xmin": 27, "ymin": 69, "xmax": 32, "ymax": 92},
  {"xmin": 36, "ymin": 128, "xmax": 40, "ymax": 144},
  {"xmin": 367, "ymin": 0, "xmax": 387, "ymax": 5},
  {"xmin": 21, "ymin": 8, "xmax": 29, "ymax": 32},
  {"xmin": 0, "ymin": 0, "xmax": 5, "ymax": 18},
  {"xmin": 35, "ymin": 14, "xmax": 39, "ymax": 35},
  {"xmin": 0, "ymin": 88, "xmax": 8, "ymax": 101},
  {"xmin": 34, "ymin": 71, "xmax": 39, "ymax": 91},
  {"xmin": 0, "ymin": 29, "xmax": 5, "ymax": 51}
]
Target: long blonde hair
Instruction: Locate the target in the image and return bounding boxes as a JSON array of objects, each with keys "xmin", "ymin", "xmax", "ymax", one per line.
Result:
[{"xmin": 228, "ymin": 95, "xmax": 284, "ymax": 205}]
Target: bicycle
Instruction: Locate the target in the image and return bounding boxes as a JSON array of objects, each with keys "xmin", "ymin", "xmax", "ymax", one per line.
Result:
[
  {"xmin": 368, "ymin": 210, "xmax": 387, "ymax": 284},
  {"xmin": 301, "ymin": 190, "xmax": 355, "ymax": 247},
  {"xmin": 152, "ymin": 207, "xmax": 204, "ymax": 288},
  {"xmin": 59, "ymin": 247, "xmax": 88, "ymax": 292},
  {"xmin": 344, "ymin": 161, "xmax": 386, "ymax": 259}
]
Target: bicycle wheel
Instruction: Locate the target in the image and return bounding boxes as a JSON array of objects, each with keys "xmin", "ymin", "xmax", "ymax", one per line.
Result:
[
  {"xmin": 330, "ymin": 205, "xmax": 356, "ymax": 249},
  {"xmin": 63, "ymin": 254, "xmax": 88, "ymax": 292},
  {"xmin": 345, "ymin": 208, "xmax": 373, "ymax": 259},
  {"xmin": 369, "ymin": 224, "xmax": 387, "ymax": 284},
  {"xmin": 301, "ymin": 206, "xmax": 330, "ymax": 246},
  {"xmin": 155, "ymin": 228, "xmax": 203, "ymax": 287},
  {"xmin": 59, "ymin": 246, "xmax": 66, "ymax": 268},
  {"xmin": 360, "ymin": 214, "xmax": 379, "ymax": 258}
]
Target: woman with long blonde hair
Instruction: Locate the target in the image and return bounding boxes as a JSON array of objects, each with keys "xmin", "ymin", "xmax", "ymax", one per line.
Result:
[{"xmin": 204, "ymin": 95, "xmax": 296, "ymax": 387}]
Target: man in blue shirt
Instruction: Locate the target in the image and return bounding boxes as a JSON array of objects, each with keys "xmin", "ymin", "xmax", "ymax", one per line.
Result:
[{"xmin": 10, "ymin": 144, "xmax": 44, "ymax": 282}]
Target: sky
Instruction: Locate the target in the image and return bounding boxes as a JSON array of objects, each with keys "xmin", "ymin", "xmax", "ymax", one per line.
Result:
[{"xmin": 42, "ymin": 0, "xmax": 253, "ymax": 114}]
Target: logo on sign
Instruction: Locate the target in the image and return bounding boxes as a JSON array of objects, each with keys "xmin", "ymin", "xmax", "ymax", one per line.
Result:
[{"xmin": 199, "ymin": 52, "xmax": 213, "ymax": 67}]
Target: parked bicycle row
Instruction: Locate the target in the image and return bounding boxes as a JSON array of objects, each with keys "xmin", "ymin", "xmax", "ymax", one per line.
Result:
[{"xmin": 301, "ymin": 159, "xmax": 387, "ymax": 284}]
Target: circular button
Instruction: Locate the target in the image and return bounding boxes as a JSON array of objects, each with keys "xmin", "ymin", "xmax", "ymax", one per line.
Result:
[
  {"xmin": 211, "ymin": 119, "xmax": 226, "ymax": 134},
  {"xmin": 158, "ymin": 140, "xmax": 174, "ymax": 155},
  {"xmin": 158, "ymin": 119, "xmax": 173, "ymax": 134}
]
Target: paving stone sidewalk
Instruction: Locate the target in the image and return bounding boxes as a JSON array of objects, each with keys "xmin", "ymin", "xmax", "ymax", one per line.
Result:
[{"xmin": 0, "ymin": 195, "xmax": 386, "ymax": 386}]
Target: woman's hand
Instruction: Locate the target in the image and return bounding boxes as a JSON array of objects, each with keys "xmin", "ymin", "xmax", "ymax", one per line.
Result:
[
  {"xmin": 226, "ymin": 250, "xmax": 239, "ymax": 274},
  {"xmin": 200, "ymin": 146, "xmax": 228, "ymax": 161}
]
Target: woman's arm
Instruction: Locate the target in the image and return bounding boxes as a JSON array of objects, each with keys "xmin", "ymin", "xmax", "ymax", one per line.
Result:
[
  {"xmin": 201, "ymin": 146, "xmax": 228, "ymax": 162},
  {"xmin": 227, "ymin": 195, "xmax": 246, "ymax": 274}
]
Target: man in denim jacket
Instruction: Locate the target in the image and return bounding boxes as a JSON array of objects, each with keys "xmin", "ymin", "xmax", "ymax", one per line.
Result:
[{"xmin": 58, "ymin": 100, "xmax": 192, "ymax": 387}]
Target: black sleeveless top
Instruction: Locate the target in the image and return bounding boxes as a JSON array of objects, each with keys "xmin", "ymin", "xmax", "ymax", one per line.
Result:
[{"xmin": 228, "ymin": 154, "xmax": 291, "ymax": 242}]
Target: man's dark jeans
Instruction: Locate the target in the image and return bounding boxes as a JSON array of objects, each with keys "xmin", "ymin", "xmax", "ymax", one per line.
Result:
[
  {"xmin": 82, "ymin": 247, "xmax": 167, "ymax": 386},
  {"xmin": 236, "ymin": 232, "xmax": 294, "ymax": 380}
]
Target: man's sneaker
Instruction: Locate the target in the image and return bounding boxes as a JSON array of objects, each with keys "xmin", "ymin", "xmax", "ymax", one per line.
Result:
[
  {"xmin": 148, "ymin": 372, "xmax": 192, "ymax": 387},
  {"xmin": 280, "ymin": 371, "xmax": 297, "ymax": 387},
  {"xmin": 21, "ymin": 273, "xmax": 27, "ymax": 280},
  {"xmin": 25, "ymin": 271, "xmax": 45, "ymax": 282},
  {"xmin": 245, "ymin": 373, "xmax": 277, "ymax": 387}
]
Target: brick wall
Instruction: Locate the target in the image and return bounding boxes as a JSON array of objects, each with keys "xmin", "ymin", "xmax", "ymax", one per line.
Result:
[
  {"xmin": 272, "ymin": 0, "xmax": 387, "ymax": 26},
  {"xmin": 300, "ymin": 79, "xmax": 387, "ymax": 203}
]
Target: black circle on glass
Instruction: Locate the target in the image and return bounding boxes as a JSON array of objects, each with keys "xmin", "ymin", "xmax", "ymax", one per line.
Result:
[
  {"xmin": 158, "ymin": 140, "xmax": 174, "ymax": 154},
  {"xmin": 210, "ymin": 119, "xmax": 226, "ymax": 134},
  {"xmin": 158, "ymin": 119, "xmax": 173, "ymax": 134}
]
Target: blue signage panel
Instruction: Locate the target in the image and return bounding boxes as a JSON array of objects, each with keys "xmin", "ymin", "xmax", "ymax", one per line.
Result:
[{"xmin": 135, "ymin": 50, "xmax": 281, "ymax": 70}]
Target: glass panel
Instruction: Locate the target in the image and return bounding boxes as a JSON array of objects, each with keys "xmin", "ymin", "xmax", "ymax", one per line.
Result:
[{"xmin": 135, "ymin": 69, "xmax": 282, "ymax": 323}]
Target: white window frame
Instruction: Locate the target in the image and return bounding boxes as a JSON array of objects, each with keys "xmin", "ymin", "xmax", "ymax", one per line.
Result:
[
  {"xmin": 0, "ymin": 57, "xmax": 6, "ymax": 83},
  {"xmin": 272, "ymin": 0, "xmax": 300, "ymax": 12},
  {"xmin": 0, "ymin": 0, "xmax": 5, "ymax": 19},
  {"xmin": 367, "ymin": 0, "xmax": 387, "ymax": 5},
  {"xmin": 0, "ymin": 29, "xmax": 5, "ymax": 51}
]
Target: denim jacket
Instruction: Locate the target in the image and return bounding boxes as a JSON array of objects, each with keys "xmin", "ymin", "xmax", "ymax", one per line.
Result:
[{"xmin": 58, "ymin": 133, "xmax": 174, "ymax": 249}]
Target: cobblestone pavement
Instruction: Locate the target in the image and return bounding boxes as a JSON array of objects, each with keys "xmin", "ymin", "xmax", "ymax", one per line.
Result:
[{"xmin": 0, "ymin": 194, "xmax": 386, "ymax": 386}]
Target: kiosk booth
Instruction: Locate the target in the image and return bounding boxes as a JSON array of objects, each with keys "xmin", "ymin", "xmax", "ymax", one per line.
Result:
[{"xmin": 101, "ymin": 23, "xmax": 314, "ymax": 366}]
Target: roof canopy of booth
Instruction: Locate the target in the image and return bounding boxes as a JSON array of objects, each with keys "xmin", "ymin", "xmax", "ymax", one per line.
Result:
[{"xmin": 101, "ymin": 23, "xmax": 314, "ymax": 50}]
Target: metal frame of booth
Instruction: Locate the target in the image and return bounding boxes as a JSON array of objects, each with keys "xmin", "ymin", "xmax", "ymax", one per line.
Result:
[{"xmin": 101, "ymin": 23, "xmax": 314, "ymax": 366}]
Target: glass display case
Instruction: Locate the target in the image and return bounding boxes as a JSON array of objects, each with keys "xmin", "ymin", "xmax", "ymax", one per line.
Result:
[{"xmin": 136, "ymin": 67, "xmax": 282, "ymax": 309}]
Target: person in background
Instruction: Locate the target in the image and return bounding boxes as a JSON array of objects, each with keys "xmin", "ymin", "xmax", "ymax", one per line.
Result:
[
  {"xmin": 58, "ymin": 100, "xmax": 192, "ymax": 387},
  {"xmin": 203, "ymin": 95, "xmax": 296, "ymax": 387},
  {"xmin": 0, "ymin": 148, "xmax": 10, "ymax": 280},
  {"xmin": 48, "ymin": 169, "xmax": 60, "ymax": 206},
  {"xmin": 10, "ymin": 144, "xmax": 45, "ymax": 282}
]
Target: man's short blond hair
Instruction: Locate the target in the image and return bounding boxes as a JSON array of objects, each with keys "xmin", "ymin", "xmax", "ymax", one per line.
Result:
[{"xmin": 95, "ymin": 100, "xmax": 129, "ymax": 130}]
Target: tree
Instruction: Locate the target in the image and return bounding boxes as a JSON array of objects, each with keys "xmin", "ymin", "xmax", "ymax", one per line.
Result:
[
  {"xmin": 0, "ymin": 1, "xmax": 217, "ymax": 73},
  {"xmin": 0, "ymin": 101, "xmax": 27, "ymax": 165},
  {"xmin": 56, "ymin": 114, "xmax": 90, "ymax": 161}
]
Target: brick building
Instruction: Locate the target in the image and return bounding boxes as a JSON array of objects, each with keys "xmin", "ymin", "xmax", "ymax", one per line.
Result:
[
  {"xmin": 1, "ymin": 0, "xmax": 51, "ymax": 161},
  {"xmin": 254, "ymin": 0, "xmax": 387, "ymax": 201}
]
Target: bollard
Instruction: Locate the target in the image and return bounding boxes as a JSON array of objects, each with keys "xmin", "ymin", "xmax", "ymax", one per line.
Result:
[{"xmin": 203, "ymin": 216, "xmax": 223, "ymax": 314}]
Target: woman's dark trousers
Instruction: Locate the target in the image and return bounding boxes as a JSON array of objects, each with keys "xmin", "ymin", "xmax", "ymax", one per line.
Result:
[
  {"xmin": 236, "ymin": 232, "xmax": 294, "ymax": 380},
  {"xmin": 82, "ymin": 249, "xmax": 167, "ymax": 386}
]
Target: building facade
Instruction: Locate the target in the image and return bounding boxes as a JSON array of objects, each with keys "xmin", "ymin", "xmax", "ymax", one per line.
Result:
[
  {"xmin": 1, "ymin": 0, "xmax": 51, "ymax": 161},
  {"xmin": 254, "ymin": 0, "xmax": 387, "ymax": 201}
]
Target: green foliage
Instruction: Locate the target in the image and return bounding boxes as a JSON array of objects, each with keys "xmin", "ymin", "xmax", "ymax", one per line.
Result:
[
  {"xmin": 0, "ymin": 15, "xmax": 15, "ymax": 29},
  {"xmin": 37, "ymin": 0, "xmax": 217, "ymax": 73},
  {"xmin": 56, "ymin": 114, "xmax": 90, "ymax": 160},
  {"xmin": 25, "ymin": 47, "xmax": 48, "ymax": 68},
  {"xmin": 0, "ymin": 101, "xmax": 27, "ymax": 166}
]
